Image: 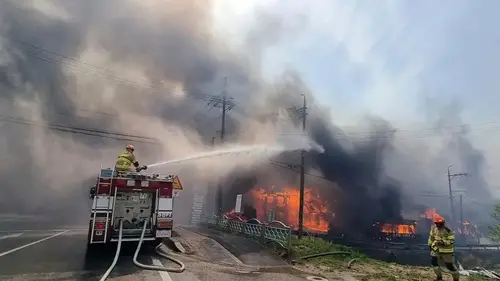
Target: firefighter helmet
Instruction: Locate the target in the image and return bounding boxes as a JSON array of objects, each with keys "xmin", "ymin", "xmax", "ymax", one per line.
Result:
[{"xmin": 434, "ymin": 216, "xmax": 445, "ymax": 224}]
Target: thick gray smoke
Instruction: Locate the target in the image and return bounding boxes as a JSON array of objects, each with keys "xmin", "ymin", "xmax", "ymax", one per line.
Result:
[
  {"xmin": 0, "ymin": 0, "xmax": 493, "ymax": 229},
  {"xmin": 0, "ymin": 0, "xmax": 313, "ymax": 224},
  {"xmin": 0, "ymin": 0, "xmax": 264, "ymax": 218}
]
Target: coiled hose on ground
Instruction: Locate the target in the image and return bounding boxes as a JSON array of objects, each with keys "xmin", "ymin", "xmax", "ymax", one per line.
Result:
[
  {"xmin": 99, "ymin": 219, "xmax": 185, "ymax": 281},
  {"xmin": 133, "ymin": 220, "xmax": 185, "ymax": 273}
]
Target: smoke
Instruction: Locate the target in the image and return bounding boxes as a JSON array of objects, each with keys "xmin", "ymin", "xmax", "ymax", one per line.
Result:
[
  {"xmin": 0, "ymin": 0, "xmax": 317, "ymax": 224},
  {"xmin": 0, "ymin": 0, "xmax": 493, "ymax": 231}
]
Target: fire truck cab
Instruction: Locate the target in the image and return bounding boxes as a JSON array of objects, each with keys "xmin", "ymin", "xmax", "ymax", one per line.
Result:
[{"xmin": 87, "ymin": 167, "xmax": 181, "ymax": 252}]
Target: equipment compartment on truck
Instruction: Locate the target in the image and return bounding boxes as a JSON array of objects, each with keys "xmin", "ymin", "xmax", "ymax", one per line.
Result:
[{"xmin": 87, "ymin": 167, "xmax": 180, "ymax": 252}]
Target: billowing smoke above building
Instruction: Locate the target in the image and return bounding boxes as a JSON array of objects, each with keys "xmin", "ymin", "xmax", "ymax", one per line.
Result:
[{"xmin": 0, "ymin": 0, "xmax": 494, "ymax": 227}]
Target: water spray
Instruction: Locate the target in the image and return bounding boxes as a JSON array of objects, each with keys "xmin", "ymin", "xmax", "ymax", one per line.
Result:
[{"xmin": 147, "ymin": 136, "xmax": 324, "ymax": 168}]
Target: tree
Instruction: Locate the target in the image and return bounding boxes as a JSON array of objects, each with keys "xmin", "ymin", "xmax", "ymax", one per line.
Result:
[{"xmin": 488, "ymin": 204, "xmax": 500, "ymax": 242}]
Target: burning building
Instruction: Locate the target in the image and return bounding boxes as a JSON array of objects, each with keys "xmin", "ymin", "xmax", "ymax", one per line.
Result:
[
  {"xmin": 248, "ymin": 185, "xmax": 330, "ymax": 233},
  {"xmin": 233, "ymin": 183, "xmax": 484, "ymax": 243},
  {"xmin": 219, "ymin": 113, "xmax": 488, "ymax": 243}
]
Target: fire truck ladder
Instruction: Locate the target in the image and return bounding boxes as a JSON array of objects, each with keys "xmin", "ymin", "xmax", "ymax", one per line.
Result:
[
  {"xmin": 90, "ymin": 166, "xmax": 114, "ymax": 244},
  {"xmin": 90, "ymin": 166, "xmax": 117, "ymax": 244}
]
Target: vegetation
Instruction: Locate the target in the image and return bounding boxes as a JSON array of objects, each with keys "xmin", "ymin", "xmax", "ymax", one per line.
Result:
[
  {"xmin": 290, "ymin": 236, "xmax": 490, "ymax": 281},
  {"xmin": 488, "ymin": 204, "xmax": 500, "ymax": 242},
  {"xmin": 290, "ymin": 236, "xmax": 368, "ymax": 269}
]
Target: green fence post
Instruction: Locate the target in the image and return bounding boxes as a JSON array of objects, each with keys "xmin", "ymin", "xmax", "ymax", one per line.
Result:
[
  {"xmin": 287, "ymin": 227, "xmax": 292, "ymax": 254},
  {"xmin": 259, "ymin": 224, "xmax": 266, "ymax": 244}
]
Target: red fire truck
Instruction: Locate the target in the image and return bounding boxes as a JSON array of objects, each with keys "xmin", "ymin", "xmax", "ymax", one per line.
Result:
[{"xmin": 87, "ymin": 167, "xmax": 182, "ymax": 252}]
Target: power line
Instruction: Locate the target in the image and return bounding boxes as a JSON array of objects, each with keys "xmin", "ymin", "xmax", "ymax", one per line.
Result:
[
  {"xmin": 0, "ymin": 115, "xmax": 159, "ymax": 144},
  {"xmin": 0, "ymin": 115, "xmax": 157, "ymax": 140},
  {"xmin": 7, "ymin": 35, "xmax": 500, "ymax": 144},
  {"xmin": 269, "ymin": 160, "xmax": 328, "ymax": 181},
  {"xmin": 2, "ymin": 34, "xmax": 219, "ymax": 102}
]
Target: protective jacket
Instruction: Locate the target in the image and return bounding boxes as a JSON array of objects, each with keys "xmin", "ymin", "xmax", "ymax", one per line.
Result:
[
  {"xmin": 115, "ymin": 151, "xmax": 139, "ymax": 171},
  {"xmin": 428, "ymin": 225, "xmax": 455, "ymax": 254}
]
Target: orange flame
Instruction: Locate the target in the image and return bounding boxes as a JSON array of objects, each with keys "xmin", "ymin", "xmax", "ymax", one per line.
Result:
[
  {"xmin": 379, "ymin": 223, "xmax": 415, "ymax": 235},
  {"xmin": 420, "ymin": 208, "xmax": 442, "ymax": 220},
  {"xmin": 248, "ymin": 186, "xmax": 330, "ymax": 233}
]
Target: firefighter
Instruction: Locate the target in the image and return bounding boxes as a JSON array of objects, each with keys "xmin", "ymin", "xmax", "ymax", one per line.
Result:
[
  {"xmin": 428, "ymin": 215, "xmax": 459, "ymax": 281},
  {"xmin": 115, "ymin": 144, "xmax": 147, "ymax": 173}
]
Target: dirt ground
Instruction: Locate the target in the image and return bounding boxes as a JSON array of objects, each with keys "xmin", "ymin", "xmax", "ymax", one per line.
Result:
[{"xmin": 294, "ymin": 260, "xmax": 492, "ymax": 281}]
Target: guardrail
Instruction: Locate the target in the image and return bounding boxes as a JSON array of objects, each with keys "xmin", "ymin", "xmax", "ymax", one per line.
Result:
[
  {"xmin": 201, "ymin": 215, "xmax": 293, "ymax": 254},
  {"xmin": 199, "ymin": 215, "xmax": 499, "ymax": 254}
]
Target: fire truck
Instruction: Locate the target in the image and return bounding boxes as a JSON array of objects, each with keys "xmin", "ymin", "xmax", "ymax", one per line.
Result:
[{"xmin": 87, "ymin": 166, "xmax": 182, "ymax": 251}]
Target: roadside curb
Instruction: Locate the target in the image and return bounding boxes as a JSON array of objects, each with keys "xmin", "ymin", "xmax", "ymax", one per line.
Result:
[{"xmin": 179, "ymin": 226, "xmax": 294, "ymax": 269}]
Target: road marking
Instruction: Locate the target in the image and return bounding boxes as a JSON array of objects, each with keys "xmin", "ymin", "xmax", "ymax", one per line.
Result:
[
  {"xmin": 0, "ymin": 233, "xmax": 23, "ymax": 240},
  {"xmin": 151, "ymin": 257, "xmax": 173, "ymax": 281},
  {"xmin": 0, "ymin": 228, "xmax": 85, "ymax": 233},
  {"xmin": 0, "ymin": 230, "xmax": 69, "ymax": 258}
]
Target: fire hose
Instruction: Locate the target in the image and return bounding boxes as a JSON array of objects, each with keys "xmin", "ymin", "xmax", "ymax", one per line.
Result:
[
  {"xmin": 99, "ymin": 220, "xmax": 124, "ymax": 281},
  {"xmin": 99, "ymin": 219, "xmax": 185, "ymax": 281},
  {"xmin": 133, "ymin": 219, "xmax": 185, "ymax": 272},
  {"xmin": 291, "ymin": 251, "xmax": 351, "ymax": 264}
]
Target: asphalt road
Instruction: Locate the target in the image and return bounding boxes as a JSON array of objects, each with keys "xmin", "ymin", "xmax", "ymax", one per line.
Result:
[{"xmin": 0, "ymin": 221, "xmax": 329, "ymax": 281}]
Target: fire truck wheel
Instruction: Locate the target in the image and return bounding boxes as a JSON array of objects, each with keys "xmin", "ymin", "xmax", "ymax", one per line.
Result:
[
  {"xmin": 85, "ymin": 243, "xmax": 105, "ymax": 258},
  {"xmin": 155, "ymin": 238, "xmax": 164, "ymax": 246}
]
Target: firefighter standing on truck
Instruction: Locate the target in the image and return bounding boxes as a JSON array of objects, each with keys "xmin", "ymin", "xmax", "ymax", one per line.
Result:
[
  {"xmin": 115, "ymin": 144, "xmax": 147, "ymax": 172},
  {"xmin": 428, "ymin": 215, "xmax": 459, "ymax": 281}
]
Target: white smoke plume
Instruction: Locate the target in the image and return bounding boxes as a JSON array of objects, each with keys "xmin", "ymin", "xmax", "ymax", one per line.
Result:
[{"xmin": 0, "ymin": 0, "xmax": 494, "ymax": 228}]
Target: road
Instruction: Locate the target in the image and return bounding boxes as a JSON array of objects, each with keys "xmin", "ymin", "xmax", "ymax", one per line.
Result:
[{"xmin": 0, "ymin": 223, "xmax": 327, "ymax": 281}]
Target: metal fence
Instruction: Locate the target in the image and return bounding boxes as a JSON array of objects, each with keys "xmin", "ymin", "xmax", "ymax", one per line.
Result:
[
  {"xmin": 201, "ymin": 215, "xmax": 293, "ymax": 253},
  {"xmin": 199, "ymin": 215, "xmax": 500, "ymax": 255}
]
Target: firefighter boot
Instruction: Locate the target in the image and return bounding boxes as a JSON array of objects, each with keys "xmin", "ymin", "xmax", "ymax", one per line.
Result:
[
  {"xmin": 451, "ymin": 271, "xmax": 459, "ymax": 281},
  {"xmin": 433, "ymin": 267, "xmax": 443, "ymax": 281}
]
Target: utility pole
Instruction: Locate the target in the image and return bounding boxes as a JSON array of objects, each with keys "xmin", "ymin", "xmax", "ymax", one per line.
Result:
[
  {"xmin": 207, "ymin": 77, "xmax": 234, "ymax": 143},
  {"xmin": 207, "ymin": 77, "xmax": 235, "ymax": 215},
  {"xmin": 220, "ymin": 78, "xmax": 227, "ymax": 143},
  {"xmin": 447, "ymin": 165, "xmax": 468, "ymax": 232},
  {"xmin": 211, "ymin": 136, "xmax": 217, "ymax": 215},
  {"xmin": 298, "ymin": 94, "xmax": 307, "ymax": 239},
  {"xmin": 459, "ymin": 193, "xmax": 464, "ymax": 236}
]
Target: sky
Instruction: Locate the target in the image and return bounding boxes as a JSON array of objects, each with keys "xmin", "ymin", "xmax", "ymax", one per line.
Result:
[
  {"xmin": 2, "ymin": 0, "xmax": 498, "ymax": 217},
  {"xmin": 212, "ymin": 0, "xmax": 500, "ymax": 128},
  {"xmin": 208, "ymin": 0, "xmax": 500, "ymax": 205}
]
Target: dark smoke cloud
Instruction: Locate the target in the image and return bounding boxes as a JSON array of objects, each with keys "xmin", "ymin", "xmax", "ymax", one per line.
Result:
[
  {"xmin": 0, "ymin": 0, "xmax": 285, "ymax": 220},
  {"xmin": 0, "ymin": 0, "xmax": 493, "ymax": 230},
  {"xmin": 308, "ymin": 117, "xmax": 404, "ymax": 235}
]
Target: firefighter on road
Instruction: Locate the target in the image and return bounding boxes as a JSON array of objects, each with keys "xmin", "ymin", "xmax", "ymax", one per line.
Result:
[
  {"xmin": 115, "ymin": 144, "xmax": 147, "ymax": 173},
  {"xmin": 428, "ymin": 215, "xmax": 459, "ymax": 281}
]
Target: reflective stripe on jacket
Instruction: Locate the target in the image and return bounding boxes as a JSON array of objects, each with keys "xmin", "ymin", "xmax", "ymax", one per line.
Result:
[
  {"xmin": 428, "ymin": 225, "xmax": 455, "ymax": 254},
  {"xmin": 115, "ymin": 151, "xmax": 137, "ymax": 171}
]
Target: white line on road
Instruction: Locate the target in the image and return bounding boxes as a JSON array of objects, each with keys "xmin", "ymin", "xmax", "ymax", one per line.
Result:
[
  {"xmin": 151, "ymin": 258, "xmax": 173, "ymax": 281},
  {"xmin": 0, "ymin": 233, "xmax": 23, "ymax": 240},
  {"xmin": 0, "ymin": 228, "xmax": 85, "ymax": 233},
  {"xmin": 0, "ymin": 230, "xmax": 69, "ymax": 258}
]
